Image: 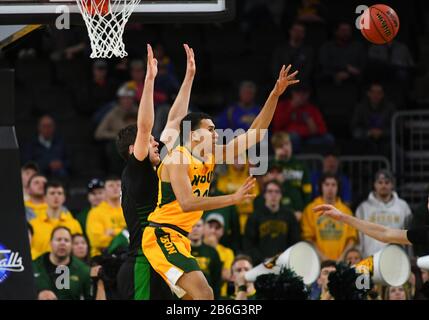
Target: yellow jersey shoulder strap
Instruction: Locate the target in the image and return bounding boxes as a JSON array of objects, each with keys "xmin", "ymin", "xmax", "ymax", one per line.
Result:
[{"xmin": 157, "ymin": 146, "xmax": 194, "ymax": 180}]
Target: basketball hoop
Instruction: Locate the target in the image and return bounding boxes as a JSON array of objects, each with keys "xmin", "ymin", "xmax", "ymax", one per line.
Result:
[{"xmin": 75, "ymin": 0, "xmax": 141, "ymax": 58}]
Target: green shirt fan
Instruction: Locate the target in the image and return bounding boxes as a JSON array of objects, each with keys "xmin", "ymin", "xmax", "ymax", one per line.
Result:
[{"xmin": 76, "ymin": 0, "xmax": 141, "ymax": 58}]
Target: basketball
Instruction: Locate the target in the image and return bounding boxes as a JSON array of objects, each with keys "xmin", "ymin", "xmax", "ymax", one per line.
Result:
[{"xmin": 360, "ymin": 4, "xmax": 400, "ymax": 44}]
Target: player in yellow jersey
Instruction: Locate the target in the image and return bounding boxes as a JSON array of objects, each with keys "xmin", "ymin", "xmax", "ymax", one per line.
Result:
[{"xmin": 142, "ymin": 65, "xmax": 300, "ymax": 300}]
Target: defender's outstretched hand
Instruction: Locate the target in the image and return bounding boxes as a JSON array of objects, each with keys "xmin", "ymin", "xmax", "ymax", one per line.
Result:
[
  {"xmin": 233, "ymin": 176, "xmax": 257, "ymax": 203},
  {"xmin": 184, "ymin": 44, "xmax": 196, "ymax": 78},
  {"xmin": 146, "ymin": 44, "xmax": 158, "ymax": 81},
  {"xmin": 272, "ymin": 64, "xmax": 299, "ymax": 97},
  {"xmin": 313, "ymin": 204, "xmax": 346, "ymax": 222}
]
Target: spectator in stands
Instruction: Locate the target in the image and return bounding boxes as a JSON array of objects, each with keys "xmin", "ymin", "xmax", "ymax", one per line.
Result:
[
  {"xmin": 33, "ymin": 227, "xmax": 91, "ymax": 300},
  {"xmin": 74, "ymin": 178, "xmax": 105, "ymax": 236},
  {"xmin": 309, "ymin": 260, "xmax": 336, "ymax": 300},
  {"xmin": 94, "ymin": 85, "xmax": 138, "ymax": 141},
  {"xmin": 257, "ymin": 162, "xmax": 286, "ymax": 189},
  {"xmin": 383, "ymin": 285, "xmax": 410, "ymax": 300},
  {"xmin": 30, "ymin": 181, "xmax": 82, "ymax": 260},
  {"xmin": 367, "ymin": 40, "xmax": 415, "ymax": 86},
  {"xmin": 230, "ymin": 254, "xmax": 256, "ymax": 300},
  {"xmin": 203, "ymin": 187, "xmax": 242, "ymax": 253},
  {"xmin": 269, "ymin": 132, "xmax": 312, "ymax": 219},
  {"xmin": 216, "ymin": 157, "xmax": 260, "ymax": 234},
  {"xmin": 302, "ymin": 173, "xmax": 357, "ymax": 261},
  {"xmin": 240, "ymin": 0, "xmax": 285, "ymax": 34},
  {"xmin": 410, "ymin": 192, "xmax": 429, "ymax": 256},
  {"xmin": 189, "ymin": 219, "xmax": 222, "ymax": 300},
  {"xmin": 127, "ymin": 59, "xmax": 146, "ymax": 101},
  {"xmin": 45, "ymin": 26, "xmax": 87, "ymax": 61},
  {"xmin": 351, "ymin": 82, "xmax": 396, "ymax": 157},
  {"xmin": 318, "ymin": 22, "xmax": 365, "ymax": 85},
  {"xmin": 24, "ymin": 173, "xmax": 47, "ymax": 220},
  {"xmin": 295, "ymin": 0, "xmax": 326, "ymax": 23},
  {"xmin": 310, "ymin": 152, "xmax": 352, "ymax": 206},
  {"xmin": 21, "ymin": 161, "xmax": 39, "ymax": 202},
  {"xmin": 86, "ymin": 175, "xmax": 126, "ymax": 257},
  {"xmin": 81, "ymin": 59, "xmax": 118, "ymax": 115},
  {"xmin": 272, "ymin": 84, "xmax": 334, "ymax": 152},
  {"xmin": 204, "ymin": 214, "xmax": 235, "ymax": 298},
  {"xmin": 125, "ymin": 59, "xmax": 169, "ymax": 106},
  {"xmin": 72, "ymin": 234, "xmax": 90, "ymax": 265},
  {"xmin": 154, "ymin": 44, "xmax": 175, "ymax": 76},
  {"xmin": 244, "ymin": 180, "xmax": 300, "ymax": 265},
  {"xmin": 343, "ymin": 247, "xmax": 362, "ymax": 266},
  {"xmin": 154, "ymin": 43, "xmax": 180, "ymax": 101},
  {"xmin": 356, "ymin": 170, "xmax": 412, "ymax": 257},
  {"xmin": 216, "ymin": 81, "xmax": 261, "ymax": 131},
  {"xmin": 95, "ymin": 85, "xmax": 137, "ymax": 175},
  {"xmin": 23, "ymin": 115, "xmax": 70, "ymax": 178},
  {"xmin": 271, "ymin": 22, "xmax": 314, "ymax": 84}
]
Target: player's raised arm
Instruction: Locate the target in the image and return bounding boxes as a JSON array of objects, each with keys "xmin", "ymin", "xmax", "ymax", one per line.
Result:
[
  {"xmin": 160, "ymin": 44, "xmax": 196, "ymax": 150},
  {"xmin": 165, "ymin": 152, "xmax": 256, "ymax": 212},
  {"xmin": 313, "ymin": 204, "xmax": 411, "ymax": 245},
  {"xmin": 133, "ymin": 44, "xmax": 158, "ymax": 161},
  {"xmin": 219, "ymin": 65, "xmax": 299, "ymax": 160}
]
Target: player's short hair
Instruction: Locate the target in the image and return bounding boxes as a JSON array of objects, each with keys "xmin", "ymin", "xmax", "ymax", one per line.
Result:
[
  {"xmin": 27, "ymin": 173, "xmax": 47, "ymax": 188},
  {"xmin": 318, "ymin": 172, "xmax": 341, "ymax": 196},
  {"xmin": 179, "ymin": 112, "xmax": 213, "ymax": 145},
  {"xmin": 44, "ymin": 180, "xmax": 65, "ymax": 195},
  {"xmin": 50, "ymin": 226, "xmax": 72, "ymax": 241},
  {"xmin": 271, "ymin": 132, "xmax": 290, "ymax": 149},
  {"xmin": 116, "ymin": 124, "xmax": 137, "ymax": 160}
]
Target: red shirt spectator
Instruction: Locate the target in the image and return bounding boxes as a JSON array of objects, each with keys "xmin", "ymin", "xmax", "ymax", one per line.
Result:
[{"xmin": 273, "ymin": 86, "xmax": 327, "ymax": 138}]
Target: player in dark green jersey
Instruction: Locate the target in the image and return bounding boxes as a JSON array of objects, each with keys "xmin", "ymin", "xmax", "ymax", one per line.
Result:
[{"xmin": 116, "ymin": 43, "xmax": 195, "ymax": 300}]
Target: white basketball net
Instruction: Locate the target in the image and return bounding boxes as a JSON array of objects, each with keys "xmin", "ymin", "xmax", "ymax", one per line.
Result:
[{"xmin": 75, "ymin": 0, "xmax": 141, "ymax": 58}]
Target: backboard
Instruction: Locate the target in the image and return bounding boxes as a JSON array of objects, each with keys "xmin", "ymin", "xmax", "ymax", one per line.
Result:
[{"xmin": 0, "ymin": 0, "xmax": 235, "ymax": 25}]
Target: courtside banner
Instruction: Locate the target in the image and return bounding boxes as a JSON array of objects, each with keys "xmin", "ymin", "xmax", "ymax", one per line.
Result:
[{"xmin": 0, "ymin": 70, "xmax": 36, "ymax": 299}]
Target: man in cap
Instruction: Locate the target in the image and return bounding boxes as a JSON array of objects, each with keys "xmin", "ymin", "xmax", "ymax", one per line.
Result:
[
  {"xmin": 204, "ymin": 213, "xmax": 235, "ymax": 298},
  {"xmin": 74, "ymin": 178, "xmax": 105, "ymax": 235},
  {"xmin": 354, "ymin": 169, "xmax": 412, "ymax": 257},
  {"xmin": 95, "ymin": 84, "xmax": 138, "ymax": 141},
  {"xmin": 95, "ymin": 84, "xmax": 138, "ymax": 174}
]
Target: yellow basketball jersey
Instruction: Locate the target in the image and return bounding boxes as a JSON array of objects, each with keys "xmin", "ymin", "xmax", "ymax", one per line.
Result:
[{"xmin": 148, "ymin": 146, "xmax": 215, "ymax": 233}]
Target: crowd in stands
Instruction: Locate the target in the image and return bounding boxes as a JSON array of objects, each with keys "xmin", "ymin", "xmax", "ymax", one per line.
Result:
[
  {"xmin": 21, "ymin": 131, "xmax": 429, "ymax": 300},
  {"xmin": 4, "ymin": 0, "xmax": 429, "ymax": 300}
]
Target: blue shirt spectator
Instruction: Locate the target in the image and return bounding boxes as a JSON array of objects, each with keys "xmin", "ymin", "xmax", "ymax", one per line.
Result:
[
  {"xmin": 22, "ymin": 115, "xmax": 69, "ymax": 178},
  {"xmin": 310, "ymin": 152, "xmax": 352, "ymax": 205},
  {"xmin": 216, "ymin": 81, "xmax": 261, "ymax": 131}
]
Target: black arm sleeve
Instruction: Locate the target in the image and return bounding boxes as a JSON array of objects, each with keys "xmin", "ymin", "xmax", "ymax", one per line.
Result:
[{"xmin": 407, "ymin": 226, "xmax": 429, "ymax": 246}]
